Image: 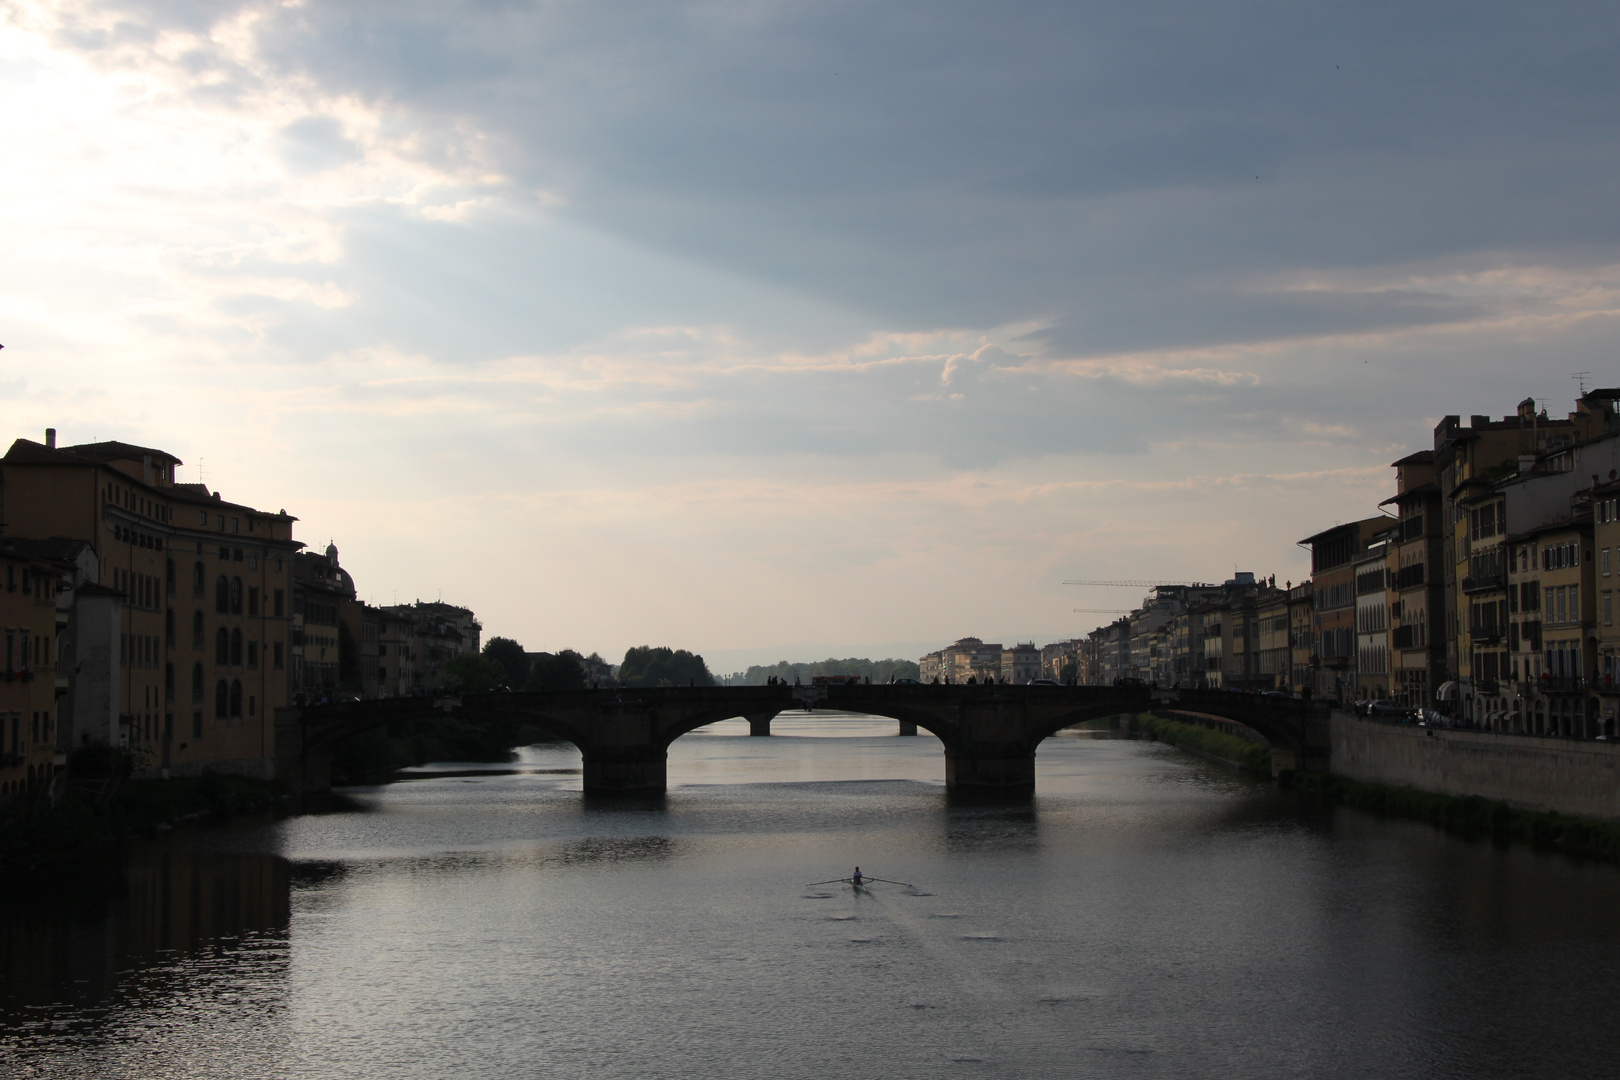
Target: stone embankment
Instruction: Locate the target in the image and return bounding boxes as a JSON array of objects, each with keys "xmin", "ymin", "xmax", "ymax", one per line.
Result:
[{"xmin": 1330, "ymin": 711, "xmax": 1620, "ymax": 823}]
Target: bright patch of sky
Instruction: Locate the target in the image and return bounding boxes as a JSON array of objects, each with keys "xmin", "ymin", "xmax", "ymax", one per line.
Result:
[{"xmin": 3, "ymin": 1, "xmax": 1618, "ymax": 666}]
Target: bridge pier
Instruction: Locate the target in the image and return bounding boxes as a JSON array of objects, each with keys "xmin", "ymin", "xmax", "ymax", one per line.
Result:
[
  {"xmin": 944, "ymin": 749, "xmax": 1035, "ymax": 797},
  {"xmin": 582, "ymin": 750, "xmax": 668, "ymax": 794},
  {"xmin": 745, "ymin": 712, "xmax": 776, "ymax": 736},
  {"xmin": 898, "ymin": 721, "xmax": 918, "ymax": 736}
]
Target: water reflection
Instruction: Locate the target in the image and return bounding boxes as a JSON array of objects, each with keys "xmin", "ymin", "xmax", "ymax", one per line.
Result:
[
  {"xmin": 1, "ymin": 846, "xmax": 290, "ymax": 1059},
  {"xmin": 6, "ymin": 722, "xmax": 1620, "ymax": 1078}
]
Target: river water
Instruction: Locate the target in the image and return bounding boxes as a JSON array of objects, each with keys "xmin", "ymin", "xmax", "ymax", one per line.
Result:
[{"xmin": 6, "ymin": 715, "xmax": 1620, "ymax": 1079}]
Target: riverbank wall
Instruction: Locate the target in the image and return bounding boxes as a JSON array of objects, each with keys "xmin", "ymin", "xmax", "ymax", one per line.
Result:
[{"xmin": 1330, "ymin": 712, "xmax": 1620, "ymax": 823}]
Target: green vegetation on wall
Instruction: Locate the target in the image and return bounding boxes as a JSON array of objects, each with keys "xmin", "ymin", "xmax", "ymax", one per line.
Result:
[{"xmin": 1135, "ymin": 712, "xmax": 1273, "ymax": 774}]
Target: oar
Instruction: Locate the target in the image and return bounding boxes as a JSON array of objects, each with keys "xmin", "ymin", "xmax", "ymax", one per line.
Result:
[
  {"xmin": 861, "ymin": 877, "xmax": 913, "ymax": 887},
  {"xmin": 804, "ymin": 877, "xmax": 852, "ymax": 887}
]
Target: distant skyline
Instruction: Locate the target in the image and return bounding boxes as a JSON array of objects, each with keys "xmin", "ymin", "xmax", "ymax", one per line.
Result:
[{"xmin": 4, "ymin": 2, "xmax": 1617, "ymax": 662}]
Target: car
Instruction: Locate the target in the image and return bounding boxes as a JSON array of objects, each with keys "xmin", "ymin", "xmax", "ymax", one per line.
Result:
[
  {"xmin": 1030, "ymin": 678, "xmax": 1060, "ymax": 686},
  {"xmin": 891, "ymin": 677, "xmax": 920, "ymax": 685},
  {"xmin": 1260, "ymin": 690, "xmax": 1292, "ymax": 699},
  {"xmin": 1367, "ymin": 699, "xmax": 1413, "ymax": 720}
]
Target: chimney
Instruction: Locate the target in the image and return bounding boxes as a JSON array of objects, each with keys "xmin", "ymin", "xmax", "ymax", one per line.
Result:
[{"xmin": 44, "ymin": 428, "xmax": 55, "ymax": 449}]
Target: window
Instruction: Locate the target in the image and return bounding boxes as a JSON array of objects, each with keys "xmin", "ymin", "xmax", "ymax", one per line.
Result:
[
  {"xmin": 165, "ymin": 608, "xmax": 175, "ymax": 646},
  {"xmin": 192, "ymin": 662, "xmax": 204, "ymax": 703},
  {"xmin": 248, "ymin": 695, "xmax": 256, "ymax": 718},
  {"xmin": 215, "ymin": 680, "xmax": 228, "ymax": 719},
  {"xmin": 231, "ymin": 518, "xmax": 239, "ymax": 534},
  {"xmin": 216, "ymin": 628, "xmax": 229, "ymax": 665},
  {"xmin": 193, "ymin": 561, "xmax": 205, "ymax": 596},
  {"xmin": 274, "ymin": 642, "xmax": 284, "ymax": 669},
  {"xmin": 248, "ymin": 587, "xmax": 259, "ymax": 616},
  {"xmin": 248, "ymin": 640, "xmax": 258, "ymax": 667},
  {"xmin": 166, "ymin": 557, "xmax": 175, "ymax": 596},
  {"xmin": 193, "ymin": 710, "xmax": 203, "ymax": 739},
  {"xmin": 273, "ymin": 589, "xmax": 284, "ymax": 617},
  {"xmin": 229, "ymin": 680, "xmax": 242, "ymax": 718},
  {"xmin": 192, "ymin": 611, "xmax": 205, "ymax": 649},
  {"xmin": 230, "ymin": 628, "xmax": 242, "ymax": 666},
  {"xmin": 199, "ymin": 510, "xmax": 208, "ymax": 527},
  {"xmin": 1606, "ymin": 549, "xmax": 1612, "ymax": 577},
  {"xmin": 230, "ymin": 577, "xmax": 243, "ymax": 615},
  {"xmin": 165, "ymin": 663, "xmax": 174, "ymax": 703},
  {"xmin": 1605, "ymin": 593, "xmax": 1613, "ymax": 627},
  {"xmin": 216, "ymin": 575, "xmax": 229, "ymax": 614}
]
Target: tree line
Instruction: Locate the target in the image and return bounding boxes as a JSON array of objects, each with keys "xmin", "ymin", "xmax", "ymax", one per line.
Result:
[
  {"xmin": 440, "ymin": 639, "xmax": 716, "ymax": 691},
  {"xmin": 723, "ymin": 657, "xmax": 921, "ymax": 686}
]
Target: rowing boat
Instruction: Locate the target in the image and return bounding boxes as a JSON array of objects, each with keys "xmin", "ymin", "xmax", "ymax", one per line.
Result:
[{"xmin": 805, "ymin": 875, "xmax": 912, "ymax": 890}]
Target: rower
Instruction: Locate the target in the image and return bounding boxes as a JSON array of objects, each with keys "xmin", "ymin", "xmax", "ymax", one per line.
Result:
[{"xmin": 852, "ymin": 867, "xmax": 864, "ymax": 887}]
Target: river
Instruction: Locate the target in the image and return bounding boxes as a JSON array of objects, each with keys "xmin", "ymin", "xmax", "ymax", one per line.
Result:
[{"xmin": 5, "ymin": 714, "xmax": 1620, "ymax": 1078}]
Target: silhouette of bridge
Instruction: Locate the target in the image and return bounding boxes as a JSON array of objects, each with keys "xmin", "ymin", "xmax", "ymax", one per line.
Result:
[{"xmin": 275, "ymin": 684, "xmax": 1330, "ymax": 797}]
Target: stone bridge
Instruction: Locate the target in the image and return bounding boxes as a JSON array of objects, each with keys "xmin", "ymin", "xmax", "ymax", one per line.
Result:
[{"xmin": 275, "ymin": 685, "xmax": 1331, "ymax": 797}]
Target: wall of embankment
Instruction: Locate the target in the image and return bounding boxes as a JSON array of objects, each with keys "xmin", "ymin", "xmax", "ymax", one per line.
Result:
[{"xmin": 1331, "ymin": 712, "xmax": 1620, "ymax": 823}]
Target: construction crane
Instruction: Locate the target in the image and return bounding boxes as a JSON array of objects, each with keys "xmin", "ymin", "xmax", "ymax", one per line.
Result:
[{"xmin": 1063, "ymin": 579, "xmax": 1214, "ymax": 588}]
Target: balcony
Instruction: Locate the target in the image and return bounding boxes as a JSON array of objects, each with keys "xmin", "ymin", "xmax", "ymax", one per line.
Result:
[
  {"xmin": 1462, "ymin": 571, "xmax": 1505, "ymax": 594},
  {"xmin": 1470, "ymin": 630, "xmax": 1503, "ymax": 647},
  {"xmin": 1536, "ymin": 675, "xmax": 1586, "ymax": 694}
]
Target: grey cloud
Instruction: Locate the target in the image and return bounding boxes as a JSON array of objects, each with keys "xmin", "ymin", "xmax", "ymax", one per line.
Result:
[
  {"xmin": 277, "ymin": 116, "xmax": 364, "ymax": 174},
  {"xmin": 50, "ymin": 1, "xmax": 1620, "ymax": 392}
]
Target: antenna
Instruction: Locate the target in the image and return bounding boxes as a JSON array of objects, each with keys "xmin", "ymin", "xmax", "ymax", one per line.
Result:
[{"xmin": 1575, "ymin": 371, "xmax": 1592, "ymax": 395}]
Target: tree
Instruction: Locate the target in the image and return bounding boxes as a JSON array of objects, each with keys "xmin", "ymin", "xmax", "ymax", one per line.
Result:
[
  {"xmin": 483, "ymin": 637, "xmax": 530, "ymax": 689},
  {"xmin": 619, "ymin": 646, "xmax": 714, "ymax": 688},
  {"xmin": 527, "ymin": 649, "xmax": 586, "ymax": 691},
  {"xmin": 443, "ymin": 652, "xmax": 504, "ymax": 693}
]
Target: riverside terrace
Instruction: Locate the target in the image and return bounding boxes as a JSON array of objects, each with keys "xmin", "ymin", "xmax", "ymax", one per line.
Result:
[{"xmin": 275, "ymin": 685, "xmax": 1332, "ymax": 797}]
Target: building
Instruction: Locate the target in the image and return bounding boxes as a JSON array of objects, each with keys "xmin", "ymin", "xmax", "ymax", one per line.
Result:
[
  {"xmin": 1353, "ymin": 537, "xmax": 1392, "ymax": 701},
  {"xmin": 376, "ymin": 601, "xmax": 481, "ymax": 693},
  {"xmin": 0, "ymin": 542, "xmax": 70, "ymax": 796},
  {"xmin": 1287, "ymin": 582, "xmax": 1314, "ymax": 695},
  {"xmin": 1255, "ymin": 588, "xmax": 1292, "ymax": 693},
  {"xmin": 1592, "ymin": 482, "xmax": 1620, "ymax": 733},
  {"xmin": 0, "ymin": 432, "xmax": 299, "ymax": 778},
  {"xmin": 1381, "ymin": 450, "xmax": 1448, "ymax": 711},
  {"xmin": 1300, "ymin": 519, "xmax": 1384, "ymax": 703},
  {"xmin": 1001, "ymin": 643, "xmax": 1041, "ymax": 684}
]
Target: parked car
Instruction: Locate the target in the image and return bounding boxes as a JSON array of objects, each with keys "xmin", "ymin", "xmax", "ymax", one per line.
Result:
[
  {"xmin": 891, "ymin": 677, "xmax": 920, "ymax": 685},
  {"xmin": 1368, "ymin": 699, "xmax": 1413, "ymax": 721},
  {"xmin": 1030, "ymin": 678, "xmax": 1059, "ymax": 686}
]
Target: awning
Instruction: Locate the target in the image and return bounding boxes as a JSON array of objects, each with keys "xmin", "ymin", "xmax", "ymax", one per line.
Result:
[{"xmin": 1436, "ymin": 681, "xmax": 1459, "ymax": 701}]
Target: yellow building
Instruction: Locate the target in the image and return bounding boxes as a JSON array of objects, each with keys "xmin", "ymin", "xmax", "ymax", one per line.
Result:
[
  {"xmin": 0, "ymin": 431, "xmax": 300, "ymax": 778},
  {"xmin": 1592, "ymin": 482, "xmax": 1620, "ymax": 731},
  {"xmin": 1517, "ymin": 520, "xmax": 1596, "ymax": 736},
  {"xmin": 0, "ymin": 544, "xmax": 67, "ymax": 796}
]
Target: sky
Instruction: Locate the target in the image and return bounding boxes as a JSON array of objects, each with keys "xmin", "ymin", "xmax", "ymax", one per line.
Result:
[{"xmin": 3, "ymin": 1, "xmax": 1618, "ymax": 673}]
